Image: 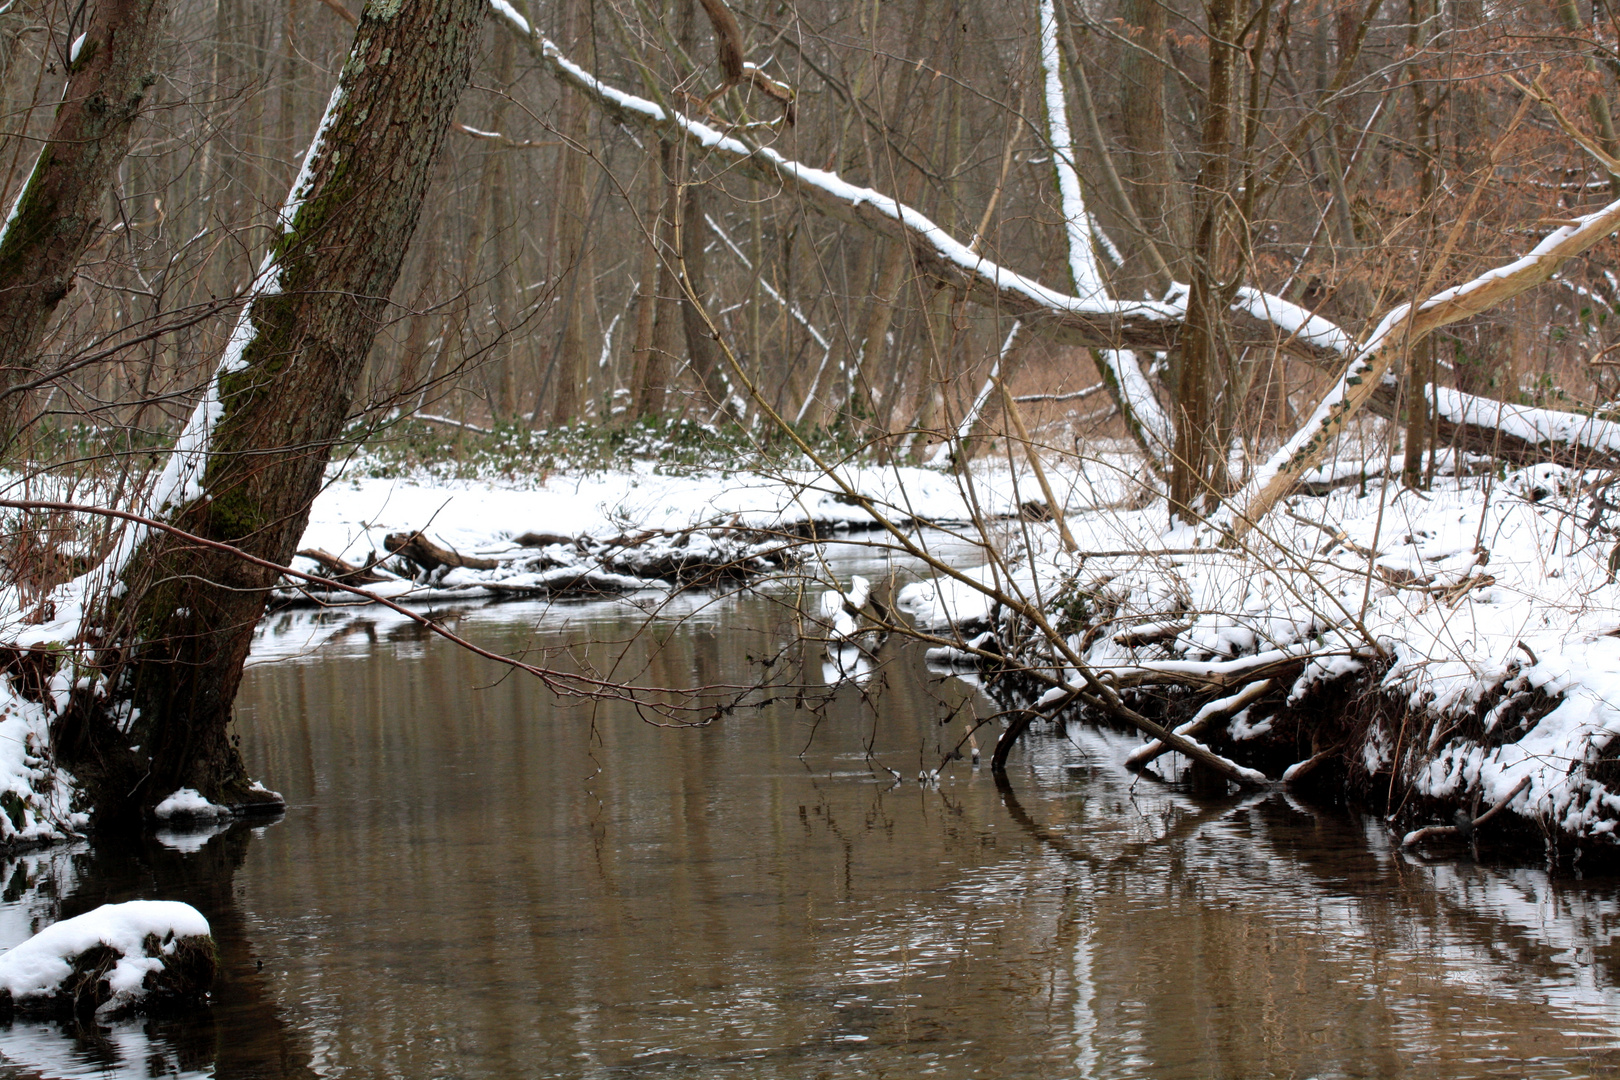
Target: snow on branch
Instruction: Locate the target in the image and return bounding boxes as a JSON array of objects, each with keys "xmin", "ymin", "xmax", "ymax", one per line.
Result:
[
  {"xmin": 489, "ymin": 2, "xmax": 1340, "ymax": 364},
  {"xmin": 1230, "ymin": 194, "xmax": 1620, "ymax": 537},
  {"xmin": 1039, "ymin": 0, "xmax": 1104, "ymax": 304},
  {"xmin": 1036, "ymin": 0, "xmax": 1172, "ymax": 462},
  {"xmin": 1428, "ymin": 385, "xmax": 1620, "ymax": 464},
  {"xmin": 494, "ymin": 1, "xmax": 1620, "ymax": 507}
]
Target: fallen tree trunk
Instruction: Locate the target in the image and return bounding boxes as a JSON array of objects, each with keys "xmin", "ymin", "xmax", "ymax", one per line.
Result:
[
  {"xmin": 1419, "ymin": 384, "xmax": 1620, "ymax": 470},
  {"xmin": 1230, "ymin": 98, "xmax": 1620, "ymax": 535},
  {"xmin": 294, "ymin": 548, "xmax": 392, "ymax": 585},
  {"xmin": 384, "ymin": 532, "xmax": 500, "ymax": 572}
]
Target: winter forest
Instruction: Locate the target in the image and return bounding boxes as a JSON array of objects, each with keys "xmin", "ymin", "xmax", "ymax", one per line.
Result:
[{"xmin": 4, "ymin": 0, "xmax": 1620, "ymax": 1073}]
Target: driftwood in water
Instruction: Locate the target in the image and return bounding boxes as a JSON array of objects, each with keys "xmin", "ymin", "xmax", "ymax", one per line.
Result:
[
  {"xmin": 295, "ymin": 548, "xmax": 393, "ymax": 585},
  {"xmin": 519, "ymin": 523, "xmax": 797, "ymax": 584},
  {"xmin": 384, "ymin": 532, "xmax": 500, "ymax": 572},
  {"xmin": 1401, "ymin": 776, "xmax": 1532, "ymax": 847},
  {"xmin": 273, "ymin": 523, "xmax": 798, "ymax": 608}
]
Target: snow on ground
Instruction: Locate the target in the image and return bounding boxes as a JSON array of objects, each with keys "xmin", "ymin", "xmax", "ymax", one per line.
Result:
[
  {"xmin": 297, "ymin": 455, "xmax": 1140, "ymax": 562},
  {"xmin": 899, "ymin": 459, "xmax": 1620, "ymax": 843},
  {"xmin": 0, "ymin": 692, "xmax": 85, "ymax": 850},
  {"xmin": 0, "ymin": 453, "xmax": 1141, "ymax": 848},
  {"xmin": 0, "ymin": 900, "xmax": 210, "ymax": 1014},
  {"xmin": 268, "ymin": 456, "xmax": 1143, "ymax": 607}
]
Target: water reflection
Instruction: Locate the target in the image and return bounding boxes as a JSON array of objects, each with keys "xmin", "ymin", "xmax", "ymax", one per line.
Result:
[
  {"xmin": 2, "ymin": 580, "xmax": 1620, "ymax": 1077},
  {"xmin": 0, "ymin": 822, "xmax": 315, "ymax": 1079}
]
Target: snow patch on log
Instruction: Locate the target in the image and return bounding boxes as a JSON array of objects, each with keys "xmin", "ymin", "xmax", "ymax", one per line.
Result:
[{"xmin": 1430, "ymin": 386, "xmax": 1620, "ymax": 457}]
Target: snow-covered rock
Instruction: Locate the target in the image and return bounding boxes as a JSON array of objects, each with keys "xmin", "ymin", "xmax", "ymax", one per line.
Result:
[
  {"xmin": 153, "ymin": 788, "xmax": 230, "ymax": 821},
  {"xmin": 0, "ymin": 900, "xmax": 215, "ymax": 1016}
]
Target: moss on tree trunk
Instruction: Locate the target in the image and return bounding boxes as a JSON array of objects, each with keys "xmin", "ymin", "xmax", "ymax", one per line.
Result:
[{"xmin": 56, "ymin": 0, "xmax": 485, "ymax": 825}]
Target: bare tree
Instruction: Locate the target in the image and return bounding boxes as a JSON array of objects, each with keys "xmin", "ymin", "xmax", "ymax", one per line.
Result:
[
  {"xmin": 0, "ymin": 0, "xmax": 169, "ymax": 443},
  {"xmin": 56, "ymin": 0, "xmax": 485, "ymax": 823}
]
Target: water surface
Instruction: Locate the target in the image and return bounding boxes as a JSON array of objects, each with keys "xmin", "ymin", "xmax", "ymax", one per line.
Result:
[{"xmin": 3, "ymin": 554, "xmax": 1620, "ymax": 1078}]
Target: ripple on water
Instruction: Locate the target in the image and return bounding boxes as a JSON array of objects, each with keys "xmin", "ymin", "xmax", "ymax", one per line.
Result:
[{"xmin": 3, "ymin": 587, "xmax": 1620, "ymax": 1078}]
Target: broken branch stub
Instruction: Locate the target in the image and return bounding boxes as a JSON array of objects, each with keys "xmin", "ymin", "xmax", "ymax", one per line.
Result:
[{"xmin": 295, "ymin": 548, "xmax": 392, "ymax": 585}]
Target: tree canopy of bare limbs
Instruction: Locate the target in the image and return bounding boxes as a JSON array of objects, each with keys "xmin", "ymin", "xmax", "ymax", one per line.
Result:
[{"xmin": 8, "ymin": 0, "xmax": 1620, "ymax": 483}]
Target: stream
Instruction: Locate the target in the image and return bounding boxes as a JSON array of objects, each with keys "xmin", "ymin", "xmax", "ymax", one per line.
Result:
[{"xmin": 3, "ymin": 541, "xmax": 1620, "ymax": 1078}]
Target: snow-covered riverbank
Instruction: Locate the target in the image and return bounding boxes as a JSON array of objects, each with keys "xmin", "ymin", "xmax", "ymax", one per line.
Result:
[
  {"xmin": 295, "ymin": 456, "xmax": 1133, "ymax": 556},
  {"xmin": 901, "ymin": 457, "xmax": 1620, "ymax": 853},
  {"xmin": 0, "ymin": 455, "xmax": 1133, "ymax": 849},
  {"xmin": 6, "ymin": 447, "xmax": 1620, "ymax": 859}
]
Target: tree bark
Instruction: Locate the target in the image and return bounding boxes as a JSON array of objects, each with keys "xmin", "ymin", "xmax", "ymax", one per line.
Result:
[
  {"xmin": 641, "ymin": 141, "xmax": 685, "ymax": 419},
  {"xmin": 670, "ymin": 0, "xmax": 737, "ymax": 423},
  {"xmin": 628, "ymin": 150, "xmax": 665, "ymax": 420},
  {"xmin": 0, "ymin": 0, "xmax": 169, "ymax": 445},
  {"xmin": 1117, "ymin": 0, "xmax": 1188, "ymax": 285},
  {"xmin": 1169, "ymin": 0, "xmax": 1237, "ymax": 519},
  {"xmin": 481, "ymin": 27, "xmax": 519, "ymax": 422},
  {"xmin": 549, "ymin": 0, "xmax": 595, "ymax": 425},
  {"xmin": 677, "ymin": 180, "xmax": 738, "ymax": 420},
  {"xmin": 59, "ymin": 0, "xmax": 484, "ymax": 824}
]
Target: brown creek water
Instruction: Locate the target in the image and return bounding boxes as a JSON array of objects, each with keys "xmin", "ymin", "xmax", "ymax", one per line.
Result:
[{"xmin": 3, "ymin": 543, "xmax": 1620, "ymax": 1079}]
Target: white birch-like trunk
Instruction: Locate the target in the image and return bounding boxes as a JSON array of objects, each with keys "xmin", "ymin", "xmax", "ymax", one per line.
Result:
[{"xmin": 1036, "ymin": 0, "xmax": 1173, "ymax": 462}]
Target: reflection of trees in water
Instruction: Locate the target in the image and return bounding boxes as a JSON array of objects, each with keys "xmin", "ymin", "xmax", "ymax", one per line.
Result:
[
  {"xmin": 0, "ymin": 822, "xmax": 315, "ymax": 1079},
  {"xmin": 997, "ymin": 728, "xmax": 1620, "ymax": 1077}
]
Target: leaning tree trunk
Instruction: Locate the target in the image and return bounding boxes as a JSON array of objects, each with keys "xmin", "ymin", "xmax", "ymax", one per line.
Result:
[
  {"xmin": 57, "ymin": 0, "xmax": 484, "ymax": 824},
  {"xmin": 0, "ymin": 0, "xmax": 169, "ymax": 446}
]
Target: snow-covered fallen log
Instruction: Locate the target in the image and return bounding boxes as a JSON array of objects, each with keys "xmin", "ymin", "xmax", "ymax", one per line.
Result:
[
  {"xmin": 1424, "ymin": 385, "xmax": 1620, "ymax": 468},
  {"xmin": 0, "ymin": 901, "xmax": 215, "ymax": 1018},
  {"xmin": 279, "ymin": 520, "xmax": 797, "ymax": 607}
]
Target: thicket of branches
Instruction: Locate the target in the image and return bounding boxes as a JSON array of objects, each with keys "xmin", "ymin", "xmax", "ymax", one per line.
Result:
[{"xmin": 2, "ymin": 0, "xmax": 1618, "ymax": 478}]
